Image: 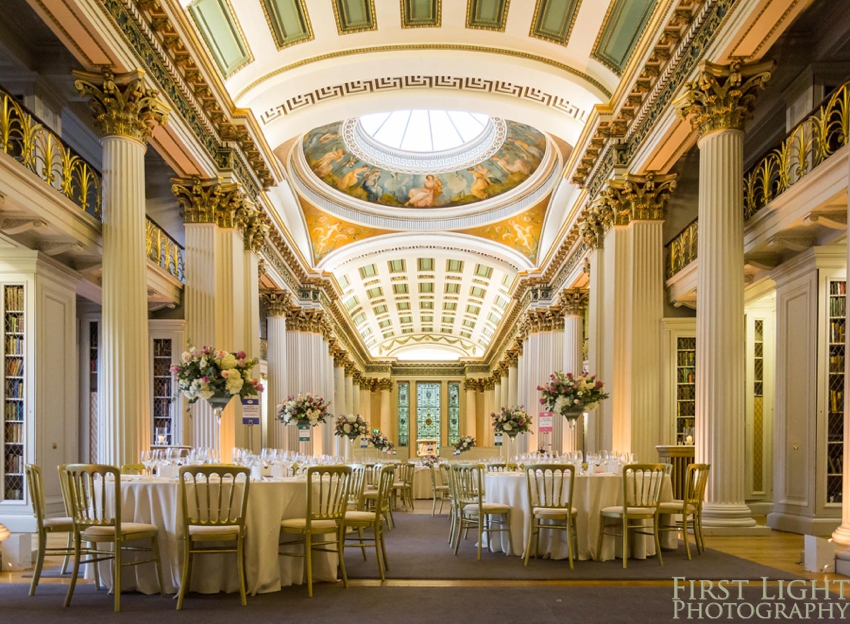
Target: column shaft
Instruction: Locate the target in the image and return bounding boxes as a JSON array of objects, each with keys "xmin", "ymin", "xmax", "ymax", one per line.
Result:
[
  {"xmin": 267, "ymin": 315, "xmax": 287, "ymax": 449},
  {"xmin": 563, "ymin": 314, "xmax": 584, "ymax": 452},
  {"xmin": 465, "ymin": 385, "xmax": 477, "ymax": 438}
]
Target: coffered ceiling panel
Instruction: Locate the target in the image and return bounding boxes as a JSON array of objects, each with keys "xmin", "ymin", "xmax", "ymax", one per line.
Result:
[
  {"xmin": 530, "ymin": 0, "xmax": 583, "ymax": 46},
  {"xmin": 187, "ymin": 0, "xmax": 252, "ymax": 78},
  {"xmin": 261, "ymin": 0, "xmax": 314, "ymax": 50},
  {"xmin": 332, "ymin": 0, "xmax": 378, "ymax": 34},
  {"xmin": 402, "ymin": 0, "xmax": 441, "ymax": 28},
  {"xmin": 466, "ymin": 0, "xmax": 510, "ymax": 32},
  {"xmin": 591, "ymin": 0, "xmax": 658, "ymax": 75}
]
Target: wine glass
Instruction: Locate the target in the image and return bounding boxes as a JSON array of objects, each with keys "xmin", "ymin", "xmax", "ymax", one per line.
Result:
[{"xmin": 140, "ymin": 450, "xmax": 152, "ymax": 476}]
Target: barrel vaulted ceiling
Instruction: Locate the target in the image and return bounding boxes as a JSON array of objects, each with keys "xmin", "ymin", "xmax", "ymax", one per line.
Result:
[{"xmin": 172, "ymin": 0, "xmax": 665, "ymax": 358}]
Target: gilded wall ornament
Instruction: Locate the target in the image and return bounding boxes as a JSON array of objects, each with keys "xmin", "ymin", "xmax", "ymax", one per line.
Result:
[
  {"xmin": 172, "ymin": 176, "xmax": 244, "ymax": 228},
  {"xmin": 73, "ymin": 69, "xmax": 169, "ymax": 143},
  {"xmin": 675, "ymin": 59, "xmax": 774, "ymax": 137}
]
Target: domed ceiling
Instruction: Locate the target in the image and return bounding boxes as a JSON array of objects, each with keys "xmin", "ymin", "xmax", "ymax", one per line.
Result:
[{"xmin": 302, "ymin": 115, "xmax": 547, "ymax": 209}]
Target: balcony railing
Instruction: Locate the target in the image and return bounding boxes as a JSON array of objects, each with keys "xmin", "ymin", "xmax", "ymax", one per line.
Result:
[
  {"xmin": 744, "ymin": 80, "xmax": 850, "ymax": 220},
  {"xmin": 146, "ymin": 217, "xmax": 185, "ymax": 283},
  {"xmin": 666, "ymin": 218, "xmax": 698, "ymax": 279},
  {"xmin": 0, "ymin": 85, "xmax": 101, "ymax": 219}
]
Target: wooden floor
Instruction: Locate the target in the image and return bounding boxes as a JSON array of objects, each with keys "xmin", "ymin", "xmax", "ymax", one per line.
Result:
[{"xmin": 2, "ymin": 508, "xmax": 844, "ymax": 591}]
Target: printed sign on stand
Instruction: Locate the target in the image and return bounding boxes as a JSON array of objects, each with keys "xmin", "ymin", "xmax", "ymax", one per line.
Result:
[
  {"xmin": 360, "ymin": 436, "xmax": 369, "ymax": 449},
  {"xmin": 538, "ymin": 412, "xmax": 553, "ymax": 433},
  {"xmin": 494, "ymin": 433, "xmax": 503, "ymax": 447},
  {"xmin": 297, "ymin": 424, "xmax": 311, "ymax": 442},
  {"xmin": 241, "ymin": 398, "xmax": 260, "ymax": 425}
]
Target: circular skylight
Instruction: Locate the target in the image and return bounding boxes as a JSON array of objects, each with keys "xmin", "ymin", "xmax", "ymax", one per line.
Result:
[{"xmin": 359, "ymin": 110, "xmax": 491, "ymax": 153}]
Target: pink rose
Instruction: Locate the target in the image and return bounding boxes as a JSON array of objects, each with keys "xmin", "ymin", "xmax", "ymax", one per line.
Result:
[
  {"xmin": 237, "ymin": 351, "xmax": 246, "ymax": 359},
  {"xmin": 257, "ymin": 384, "xmax": 264, "ymax": 392}
]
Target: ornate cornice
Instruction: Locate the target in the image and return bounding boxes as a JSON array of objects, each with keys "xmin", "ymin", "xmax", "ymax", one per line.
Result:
[
  {"xmin": 675, "ymin": 59, "xmax": 774, "ymax": 137},
  {"xmin": 73, "ymin": 69, "xmax": 169, "ymax": 143},
  {"xmin": 172, "ymin": 176, "xmax": 244, "ymax": 228},
  {"xmin": 560, "ymin": 289, "xmax": 589, "ymax": 316},
  {"xmin": 262, "ymin": 291, "xmax": 291, "ymax": 318}
]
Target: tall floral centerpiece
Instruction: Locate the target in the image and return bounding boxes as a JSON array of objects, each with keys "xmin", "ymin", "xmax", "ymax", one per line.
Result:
[
  {"xmin": 334, "ymin": 414, "xmax": 369, "ymax": 459},
  {"xmin": 368, "ymin": 431, "xmax": 395, "ymax": 455},
  {"xmin": 538, "ymin": 372, "xmax": 609, "ymax": 428},
  {"xmin": 172, "ymin": 345, "xmax": 262, "ymax": 459},
  {"xmin": 452, "ymin": 435, "xmax": 476, "ymax": 456},
  {"xmin": 277, "ymin": 394, "xmax": 331, "ymax": 454},
  {"xmin": 491, "ymin": 406, "xmax": 532, "ymax": 458}
]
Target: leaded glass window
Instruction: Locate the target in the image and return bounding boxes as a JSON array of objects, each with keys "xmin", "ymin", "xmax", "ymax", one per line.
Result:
[
  {"xmin": 448, "ymin": 381, "xmax": 460, "ymax": 445},
  {"xmin": 398, "ymin": 382, "xmax": 410, "ymax": 447},
  {"xmin": 416, "ymin": 382, "xmax": 441, "ymax": 448}
]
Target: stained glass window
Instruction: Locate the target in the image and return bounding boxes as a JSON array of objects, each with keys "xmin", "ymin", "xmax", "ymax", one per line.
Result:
[
  {"xmin": 398, "ymin": 382, "xmax": 410, "ymax": 447},
  {"xmin": 448, "ymin": 382, "xmax": 460, "ymax": 445},
  {"xmin": 416, "ymin": 382, "xmax": 441, "ymax": 448}
]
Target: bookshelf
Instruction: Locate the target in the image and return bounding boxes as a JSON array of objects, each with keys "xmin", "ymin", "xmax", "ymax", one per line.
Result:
[
  {"xmin": 827, "ymin": 279, "xmax": 845, "ymax": 504},
  {"xmin": 676, "ymin": 336, "xmax": 696, "ymax": 445},
  {"xmin": 3, "ymin": 285, "xmax": 24, "ymax": 501},
  {"xmin": 152, "ymin": 338, "xmax": 174, "ymax": 445}
]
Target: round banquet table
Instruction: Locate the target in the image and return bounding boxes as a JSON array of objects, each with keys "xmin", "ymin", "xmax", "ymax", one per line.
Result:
[
  {"xmin": 483, "ymin": 472, "xmax": 676, "ymax": 561},
  {"xmin": 412, "ymin": 465, "xmax": 445, "ymax": 499},
  {"xmin": 92, "ymin": 476, "xmax": 337, "ymax": 595}
]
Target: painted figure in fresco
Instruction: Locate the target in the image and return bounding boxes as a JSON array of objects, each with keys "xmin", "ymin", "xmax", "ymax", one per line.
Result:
[
  {"xmin": 405, "ymin": 175, "xmax": 443, "ymax": 207},
  {"xmin": 495, "ymin": 155, "xmax": 532, "ymax": 177},
  {"xmin": 337, "ymin": 164, "xmax": 370, "ymax": 191},
  {"xmin": 467, "ymin": 164, "xmax": 494, "ymax": 200},
  {"xmin": 361, "ymin": 169, "xmax": 383, "ymax": 202},
  {"xmin": 311, "ymin": 149, "xmax": 346, "ymax": 178},
  {"xmin": 506, "ymin": 137, "xmax": 544, "ymax": 160}
]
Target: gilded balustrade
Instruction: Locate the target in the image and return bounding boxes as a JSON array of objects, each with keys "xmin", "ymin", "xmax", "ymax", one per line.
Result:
[
  {"xmin": 0, "ymin": 86, "xmax": 101, "ymax": 219},
  {"xmin": 744, "ymin": 81, "xmax": 850, "ymax": 220},
  {"xmin": 666, "ymin": 219, "xmax": 698, "ymax": 279},
  {"xmin": 145, "ymin": 218, "xmax": 185, "ymax": 283}
]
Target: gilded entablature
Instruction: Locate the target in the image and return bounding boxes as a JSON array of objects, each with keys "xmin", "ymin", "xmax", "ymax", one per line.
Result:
[{"xmin": 73, "ymin": 69, "xmax": 170, "ymax": 143}]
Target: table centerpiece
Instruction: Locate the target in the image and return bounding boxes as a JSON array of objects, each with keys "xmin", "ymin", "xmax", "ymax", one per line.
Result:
[
  {"xmin": 452, "ymin": 435, "xmax": 476, "ymax": 456},
  {"xmin": 334, "ymin": 413, "xmax": 369, "ymax": 459},
  {"xmin": 368, "ymin": 430, "xmax": 395, "ymax": 455},
  {"xmin": 538, "ymin": 372, "xmax": 609, "ymax": 427},
  {"xmin": 491, "ymin": 406, "xmax": 532, "ymax": 458}
]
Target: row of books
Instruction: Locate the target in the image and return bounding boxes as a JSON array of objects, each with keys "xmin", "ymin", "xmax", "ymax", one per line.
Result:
[
  {"xmin": 831, "ymin": 354, "xmax": 845, "ymax": 372},
  {"xmin": 5, "ymin": 379, "xmax": 23, "ymax": 397},
  {"xmin": 5, "ymin": 336, "xmax": 23, "ymax": 355},
  {"xmin": 677, "ymin": 369, "xmax": 695, "ymax": 383},
  {"xmin": 828, "ymin": 454, "xmax": 844, "ymax": 474},
  {"xmin": 4, "ymin": 314, "xmax": 22, "ymax": 333},
  {"xmin": 4, "ymin": 286, "xmax": 23, "ymax": 311},
  {"xmin": 831, "ymin": 321, "xmax": 846, "ymax": 344},
  {"xmin": 677, "ymin": 352, "xmax": 696, "ymax": 366},
  {"xmin": 677, "ymin": 403, "xmax": 696, "ymax": 416},
  {"xmin": 678, "ymin": 387, "xmax": 695, "ymax": 401},
  {"xmin": 831, "ymin": 296, "xmax": 847, "ymax": 317},
  {"xmin": 5, "ymin": 403, "xmax": 22, "ymax": 420},
  {"xmin": 5, "ymin": 422, "xmax": 22, "ymax": 443},
  {"xmin": 4, "ymin": 453, "xmax": 22, "ymax": 474},
  {"xmin": 5, "ymin": 358, "xmax": 22, "ymax": 377},
  {"xmin": 831, "ymin": 282, "xmax": 847, "ymax": 296},
  {"xmin": 830, "ymin": 389, "xmax": 845, "ymax": 413}
]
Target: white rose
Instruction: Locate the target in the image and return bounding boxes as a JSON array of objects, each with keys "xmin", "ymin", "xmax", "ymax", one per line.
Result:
[
  {"xmin": 343, "ymin": 424, "xmax": 352, "ymax": 433},
  {"xmin": 181, "ymin": 352, "xmax": 192, "ymax": 363},
  {"xmin": 503, "ymin": 423, "xmax": 513, "ymax": 431},
  {"xmin": 347, "ymin": 414, "xmax": 356, "ymax": 422}
]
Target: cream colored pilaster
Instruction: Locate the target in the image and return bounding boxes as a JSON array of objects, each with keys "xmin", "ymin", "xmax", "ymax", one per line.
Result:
[
  {"xmin": 264, "ymin": 292, "xmax": 289, "ymax": 450},
  {"xmin": 562, "ymin": 289, "xmax": 588, "ymax": 452},
  {"xmin": 463, "ymin": 379, "xmax": 478, "ymax": 439},
  {"xmin": 676, "ymin": 59, "xmax": 773, "ymax": 532},
  {"xmin": 378, "ymin": 378, "xmax": 392, "ymax": 435},
  {"xmin": 74, "ymin": 69, "xmax": 168, "ymax": 465}
]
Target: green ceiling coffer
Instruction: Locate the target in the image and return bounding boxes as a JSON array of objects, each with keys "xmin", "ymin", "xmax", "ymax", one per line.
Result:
[
  {"xmin": 530, "ymin": 0, "xmax": 583, "ymax": 46},
  {"xmin": 466, "ymin": 0, "xmax": 510, "ymax": 32},
  {"xmin": 261, "ymin": 0, "xmax": 314, "ymax": 49},
  {"xmin": 592, "ymin": 0, "xmax": 658, "ymax": 75},
  {"xmin": 187, "ymin": 0, "xmax": 253, "ymax": 78},
  {"xmin": 332, "ymin": 0, "xmax": 377, "ymax": 34},
  {"xmin": 402, "ymin": 0, "xmax": 441, "ymax": 28}
]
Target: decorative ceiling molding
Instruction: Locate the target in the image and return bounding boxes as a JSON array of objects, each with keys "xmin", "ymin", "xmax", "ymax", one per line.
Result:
[
  {"xmin": 235, "ymin": 45, "xmax": 611, "ymax": 102},
  {"xmin": 466, "ymin": 0, "xmax": 511, "ymax": 32},
  {"xmin": 302, "ymin": 200, "xmax": 392, "ymax": 264},
  {"xmin": 401, "ymin": 0, "xmax": 441, "ymax": 28},
  {"xmin": 331, "ymin": 0, "xmax": 378, "ymax": 35},
  {"xmin": 260, "ymin": 74, "xmax": 590, "ymax": 126}
]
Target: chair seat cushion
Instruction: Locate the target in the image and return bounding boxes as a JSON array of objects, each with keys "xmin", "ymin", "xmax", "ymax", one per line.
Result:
[
  {"xmin": 533, "ymin": 507, "xmax": 577, "ymax": 518},
  {"xmin": 434, "ymin": 485, "xmax": 449, "ymax": 492},
  {"xmin": 463, "ymin": 502, "xmax": 511, "ymax": 514},
  {"xmin": 345, "ymin": 511, "xmax": 377, "ymax": 523},
  {"xmin": 600, "ymin": 506, "xmax": 656, "ymax": 517},
  {"xmin": 43, "ymin": 517, "xmax": 74, "ymax": 529},
  {"xmin": 281, "ymin": 518, "xmax": 339, "ymax": 532},
  {"xmin": 188, "ymin": 524, "xmax": 240, "ymax": 539},
  {"xmin": 83, "ymin": 522, "xmax": 158, "ymax": 538},
  {"xmin": 658, "ymin": 501, "xmax": 697, "ymax": 514}
]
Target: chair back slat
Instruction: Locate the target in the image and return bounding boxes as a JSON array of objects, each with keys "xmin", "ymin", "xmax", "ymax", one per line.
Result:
[
  {"xmin": 525, "ymin": 464, "xmax": 575, "ymax": 510},
  {"xmin": 622, "ymin": 463, "xmax": 666, "ymax": 508},
  {"xmin": 487, "ymin": 463, "xmax": 507, "ymax": 472},
  {"xmin": 25, "ymin": 464, "xmax": 45, "ymax": 525},
  {"xmin": 179, "ymin": 466, "xmax": 250, "ymax": 527},
  {"xmin": 57, "ymin": 464, "xmax": 73, "ymax": 516},
  {"xmin": 375, "ymin": 465, "xmax": 395, "ymax": 512},
  {"xmin": 685, "ymin": 463, "xmax": 711, "ymax": 508},
  {"xmin": 120, "ymin": 463, "xmax": 145, "ymax": 475},
  {"xmin": 346, "ymin": 464, "xmax": 366, "ymax": 508},
  {"xmin": 451, "ymin": 464, "xmax": 482, "ymax": 508},
  {"xmin": 307, "ymin": 466, "xmax": 352, "ymax": 522},
  {"xmin": 63, "ymin": 464, "xmax": 120, "ymax": 529}
]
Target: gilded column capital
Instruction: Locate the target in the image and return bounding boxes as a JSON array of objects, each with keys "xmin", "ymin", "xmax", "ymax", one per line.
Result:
[
  {"xmin": 492, "ymin": 369, "xmax": 502, "ymax": 382},
  {"xmin": 606, "ymin": 172, "xmax": 678, "ymax": 222},
  {"xmin": 352, "ymin": 371, "xmax": 363, "ymax": 385},
  {"xmin": 377, "ymin": 378, "xmax": 394, "ymax": 392},
  {"xmin": 506, "ymin": 350, "xmax": 519, "ymax": 368},
  {"xmin": 262, "ymin": 291, "xmax": 291, "ymax": 317},
  {"xmin": 285, "ymin": 307, "xmax": 324, "ymax": 333},
  {"xmin": 235, "ymin": 201, "xmax": 270, "ymax": 253},
  {"xmin": 526, "ymin": 307, "xmax": 565, "ymax": 333},
  {"xmin": 333, "ymin": 352, "xmax": 347, "ymax": 368},
  {"xmin": 483, "ymin": 378, "xmax": 496, "ymax": 391},
  {"xmin": 73, "ymin": 69, "xmax": 169, "ymax": 143},
  {"xmin": 172, "ymin": 176, "xmax": 243, "ymax": 228},
  {"xmin": 345, "ymin": 361, "xmax": 357, "ymax": 376},
  {"xmin": 463, "ymin": 378, "xmax": 480, "ymax": 391},
  {"xmin": 675, "ymin": 59, "xmax": 774, "ymax": 137},
  {"xmin": 560, "ymin": 289, "xmax": 589, "ymax": 316}
]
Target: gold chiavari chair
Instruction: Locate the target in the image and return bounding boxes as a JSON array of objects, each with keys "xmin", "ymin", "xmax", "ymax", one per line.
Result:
[
  {"xmin": 524, "ymin": 464, "xmax": 578, "ymax": 568},
  {"xmin": 442, "ymin": 463, "xmax": 458, "ymax": 545},
  {"xmin": 452, "ymin": 463, "xmax": 513, "ymax": 560},
  {"xmin": 596, "ymin": 463, "xmax": 666, "ymax": 568},
  {"xmin": 364, "ymin": 463, "xmax": 394, "ymax": 528},
  {"xmin": 62, "ymin": 464, "xmax": 164, "ymax": 612},
  {"xmin": 486, "ymin": 463, "xmax": 507, "ymax": 472},
  {"xmin": 343, "ymin": 465, "xmax": 394, "ymax": 580},
  {"xmin": 392, "ymin": 462, "xmax": 415, "ymax": 511},
  {"xmin": 120, "ymin": 463, "xmax": 145, "ymax": 476},
  {"xmin": 657, "ymin": 463, "xmax": 710, "ymax": 558},
  {"xmin": 279, "ymin": 466, "xmax": 352, "ymax": 597},
  {"xmin": 430, "ymin": 462, "xmax": 450, "ymax": 516},
  {"xmin": 176, "ymin": 465, "xmax": 251, "ymax": 610}
]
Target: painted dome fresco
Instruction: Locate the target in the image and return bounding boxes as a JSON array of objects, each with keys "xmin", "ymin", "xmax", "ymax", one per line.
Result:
[{"xmin": 300, "ymin": 111, "xmax": 547, "ymax": 209}]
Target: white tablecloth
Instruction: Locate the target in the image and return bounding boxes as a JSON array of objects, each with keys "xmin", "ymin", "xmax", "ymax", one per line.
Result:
[
  {"xmin": 95, "ymin": 477, "xmax": 337, "ymax": 595},
  {"xmin": 483, "ymin": 472, "xmax": 676, "ymax": 561},
  {"xmin": 412, "ymin": 466, "xmax": 445, "ymax": 499}
]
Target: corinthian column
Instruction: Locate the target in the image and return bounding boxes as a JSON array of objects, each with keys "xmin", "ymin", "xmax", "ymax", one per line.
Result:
[
  {"xmin": 74, "ymin": 70, "xmax": 169, "ymax": 465},
  {"xmin": 378, "ymin": 378, "xmax": 392, "ymax": 435},
  {"xmin": 264, "ymin": 292, "xmax": 290, "ymax": 449},
  {"xmin": 561, "ymin": 289, "xmax": 588, "ymax": 451},
  {"xmin": 676, "ymin": 59, "xmax": 773, "ymax": 532}
]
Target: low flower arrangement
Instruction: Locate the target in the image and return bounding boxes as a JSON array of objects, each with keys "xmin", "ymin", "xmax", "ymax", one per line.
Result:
[
  {"xmin": 420, "ymin": 454, "xmax": 439, "ymax": 466},
  {"xmin": 334, "ymin": 414, "xmax": 369, "ymax": 440},
  {"xmin": 277, "ymin": 393, "xmax": 330, "ymax": 427},
  {"xmin": 452, "ymin": 435, "xmax": 476, "ymax": 455},
  {"xmin": 538, "ymin": 372, "xmax": 609, "ymax": 421},
  {"xmin": 491, "ymin": 406, "xmax": 532, "ymax": 437},
  {"xmin": 369, "ymin": 431, "xmax": 395, "ymax": 453},
  {"xmin": 172, "ymin": 345, "xmax": 261, "ymax": 405}
]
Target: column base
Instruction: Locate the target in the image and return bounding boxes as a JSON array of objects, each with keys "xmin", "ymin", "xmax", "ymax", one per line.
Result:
[
  {"xmin": 767, "ymin": 510, "xmax": 840, "ymax": 537},
  {"xmin": 700, "ymin": 502, "xmax": 771, "ymax": 536},
  {"xmin": 832, "ymin": 524, "xmax": 850, "ymax": 547}
]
